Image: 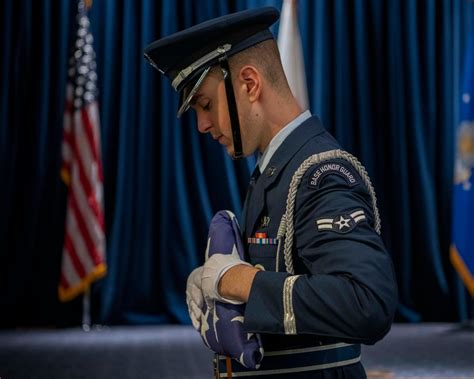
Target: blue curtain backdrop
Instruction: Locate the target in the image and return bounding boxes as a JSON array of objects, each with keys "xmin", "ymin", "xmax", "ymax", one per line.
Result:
[{"xmin": 0, "ymin": 0, "xmax": 473, "ymax": 326}]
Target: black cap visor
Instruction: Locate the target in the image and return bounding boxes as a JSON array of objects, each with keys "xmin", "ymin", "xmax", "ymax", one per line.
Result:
[{"xmin": 177, "ymin": 66, "xmax": 211, "ymax": 117}]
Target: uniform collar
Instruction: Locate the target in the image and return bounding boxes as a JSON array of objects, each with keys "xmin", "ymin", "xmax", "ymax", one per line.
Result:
[
  {"xmin": 258, "ymin": 115, "xmax": 326, "ymax": 187},
  {"xmin": 257, "ymin": 110, "xmax": 312, "ymax": 173}
]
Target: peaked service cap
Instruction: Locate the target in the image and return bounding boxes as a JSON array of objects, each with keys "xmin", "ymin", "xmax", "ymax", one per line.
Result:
[{"xmin": 143, "ymin": 7, "xmax": 280, "ymax": 117}]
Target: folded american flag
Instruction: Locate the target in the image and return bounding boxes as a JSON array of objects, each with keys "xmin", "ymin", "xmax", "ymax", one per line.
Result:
[{"xmin": 200, "ymin": 210, "xmax": 264, "ymax": 369}]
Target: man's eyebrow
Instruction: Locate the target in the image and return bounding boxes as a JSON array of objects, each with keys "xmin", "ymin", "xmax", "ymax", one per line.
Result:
[{"xmin": 190, "ymin": 94, "xmax": 203, "ymax": 106}]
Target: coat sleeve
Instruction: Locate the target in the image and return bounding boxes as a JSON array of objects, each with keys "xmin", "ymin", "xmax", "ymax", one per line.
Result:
[{"xmin": 243, "ymin": 160, "xmax": 398, "ymax": 344}]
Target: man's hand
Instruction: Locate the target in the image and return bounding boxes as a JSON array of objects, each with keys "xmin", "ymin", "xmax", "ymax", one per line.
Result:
[
  {"xmin": 201, "ymin": 253, "xmax": 250, "ymax": 305},
  {"xmin": 201, "ymin": 253, "xmax": 258, "ymax": 304},
  {"xmin": 186, "ymin": 267, "xmax": 204, "ymax": 331},
  {"xmin": 218, "ymin": 264, "xmax": 260, "ymax": 303}
]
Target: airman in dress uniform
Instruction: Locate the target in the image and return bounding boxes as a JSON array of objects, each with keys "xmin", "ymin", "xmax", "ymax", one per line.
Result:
[{"xmin": 144, "ymin": 7, "xmax": 398, "ymax": 378}]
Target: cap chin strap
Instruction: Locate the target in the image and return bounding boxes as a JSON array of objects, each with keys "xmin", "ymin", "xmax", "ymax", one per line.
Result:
[{"xmin": 218, "ymin": 54, "xmax": 244, "ymax": 160}]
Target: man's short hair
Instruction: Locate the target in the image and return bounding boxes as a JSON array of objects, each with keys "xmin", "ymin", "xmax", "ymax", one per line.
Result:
[{"xmin": 229, "ymin": 39, "xmax": 290, "ymax": 93}]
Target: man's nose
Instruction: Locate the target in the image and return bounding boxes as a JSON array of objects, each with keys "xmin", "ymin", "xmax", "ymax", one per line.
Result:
[{"xmin": 196, "ymin": 112, "xmax": 212, "ymax": 134}]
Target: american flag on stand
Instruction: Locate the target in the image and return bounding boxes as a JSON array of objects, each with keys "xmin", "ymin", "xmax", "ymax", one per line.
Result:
[
  {"xmin": 59, "ymin": 0, "xmax": 106, "ymax": 302},
  {"xmin": 278, "ymin": 0, "xmax": 309, "ymax": 110},
  {"xmin": 451, "ymin": 20, "xmax": 474, "ymax": 298}
]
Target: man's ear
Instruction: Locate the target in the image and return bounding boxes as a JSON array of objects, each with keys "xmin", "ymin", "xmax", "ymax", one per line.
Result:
[{"xmin": 238, "ymin": 65, "xmax": 261, "ymax": 102}]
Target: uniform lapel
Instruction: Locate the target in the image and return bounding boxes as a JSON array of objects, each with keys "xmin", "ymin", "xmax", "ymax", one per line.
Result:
[
  {"xmin": 244, "ymin": 116, "xmax": 325, "ymax": 236},
  {"xmin": 242, "ymin": 165, "xmax": 261, "ymax": 237}
]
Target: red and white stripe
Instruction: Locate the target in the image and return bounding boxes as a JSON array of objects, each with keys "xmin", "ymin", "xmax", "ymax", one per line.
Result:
[{"xmin": 59, "ymin": 86, "xmax": 106, "ymax": 301}]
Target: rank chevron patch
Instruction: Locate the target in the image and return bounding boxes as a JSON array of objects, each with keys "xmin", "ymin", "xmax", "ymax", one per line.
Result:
[{"xmin": 316, "ymin": 210, "xmax": 367, "ymax": 234}]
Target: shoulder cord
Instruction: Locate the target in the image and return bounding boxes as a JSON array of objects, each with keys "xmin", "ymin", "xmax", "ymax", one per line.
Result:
[{"xmin": 275, "ymin": 149, "xmax": 381, "ymax": 274}]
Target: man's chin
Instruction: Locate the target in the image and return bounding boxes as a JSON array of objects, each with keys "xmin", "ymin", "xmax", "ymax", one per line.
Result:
[
  {"xmin": 225, "ymin": 145, "xmax": 234, "ymax": 156},
  {"xmin": 224, "ymin": 144, "xmax": 248, "ymax": 159}
]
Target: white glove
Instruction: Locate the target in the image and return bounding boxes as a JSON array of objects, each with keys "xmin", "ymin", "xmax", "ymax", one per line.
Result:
[
  {"xmin": 186, "ymin": 266, "xmax": 204, "ymax": 331},
  {"xmin": 201, "ymin": 252, "xmax": 251, "ymax": 305}
]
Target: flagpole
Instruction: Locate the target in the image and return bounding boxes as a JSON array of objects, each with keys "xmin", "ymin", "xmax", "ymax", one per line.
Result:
[
  {"xmin": 81, "ymin": 0, "xmax": 92, "ymax": 334},
  {"xmin": 462, "ymin": 297, "xmax": 474, "ymax": 330},
  {"xmin": 82, "ymin": 287, "xmax": 91, "ymax": 331}
]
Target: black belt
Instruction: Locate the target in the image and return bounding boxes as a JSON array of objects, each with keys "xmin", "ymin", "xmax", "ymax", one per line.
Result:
[{"xmin": 214, "ymin": 343, "xmax": 361, "ymax": 378}]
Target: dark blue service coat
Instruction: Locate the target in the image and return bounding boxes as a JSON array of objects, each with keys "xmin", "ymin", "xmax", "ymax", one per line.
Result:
[{"xmin": 240, "ymin": 116, "xmax": 398, "ymax": 377}]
